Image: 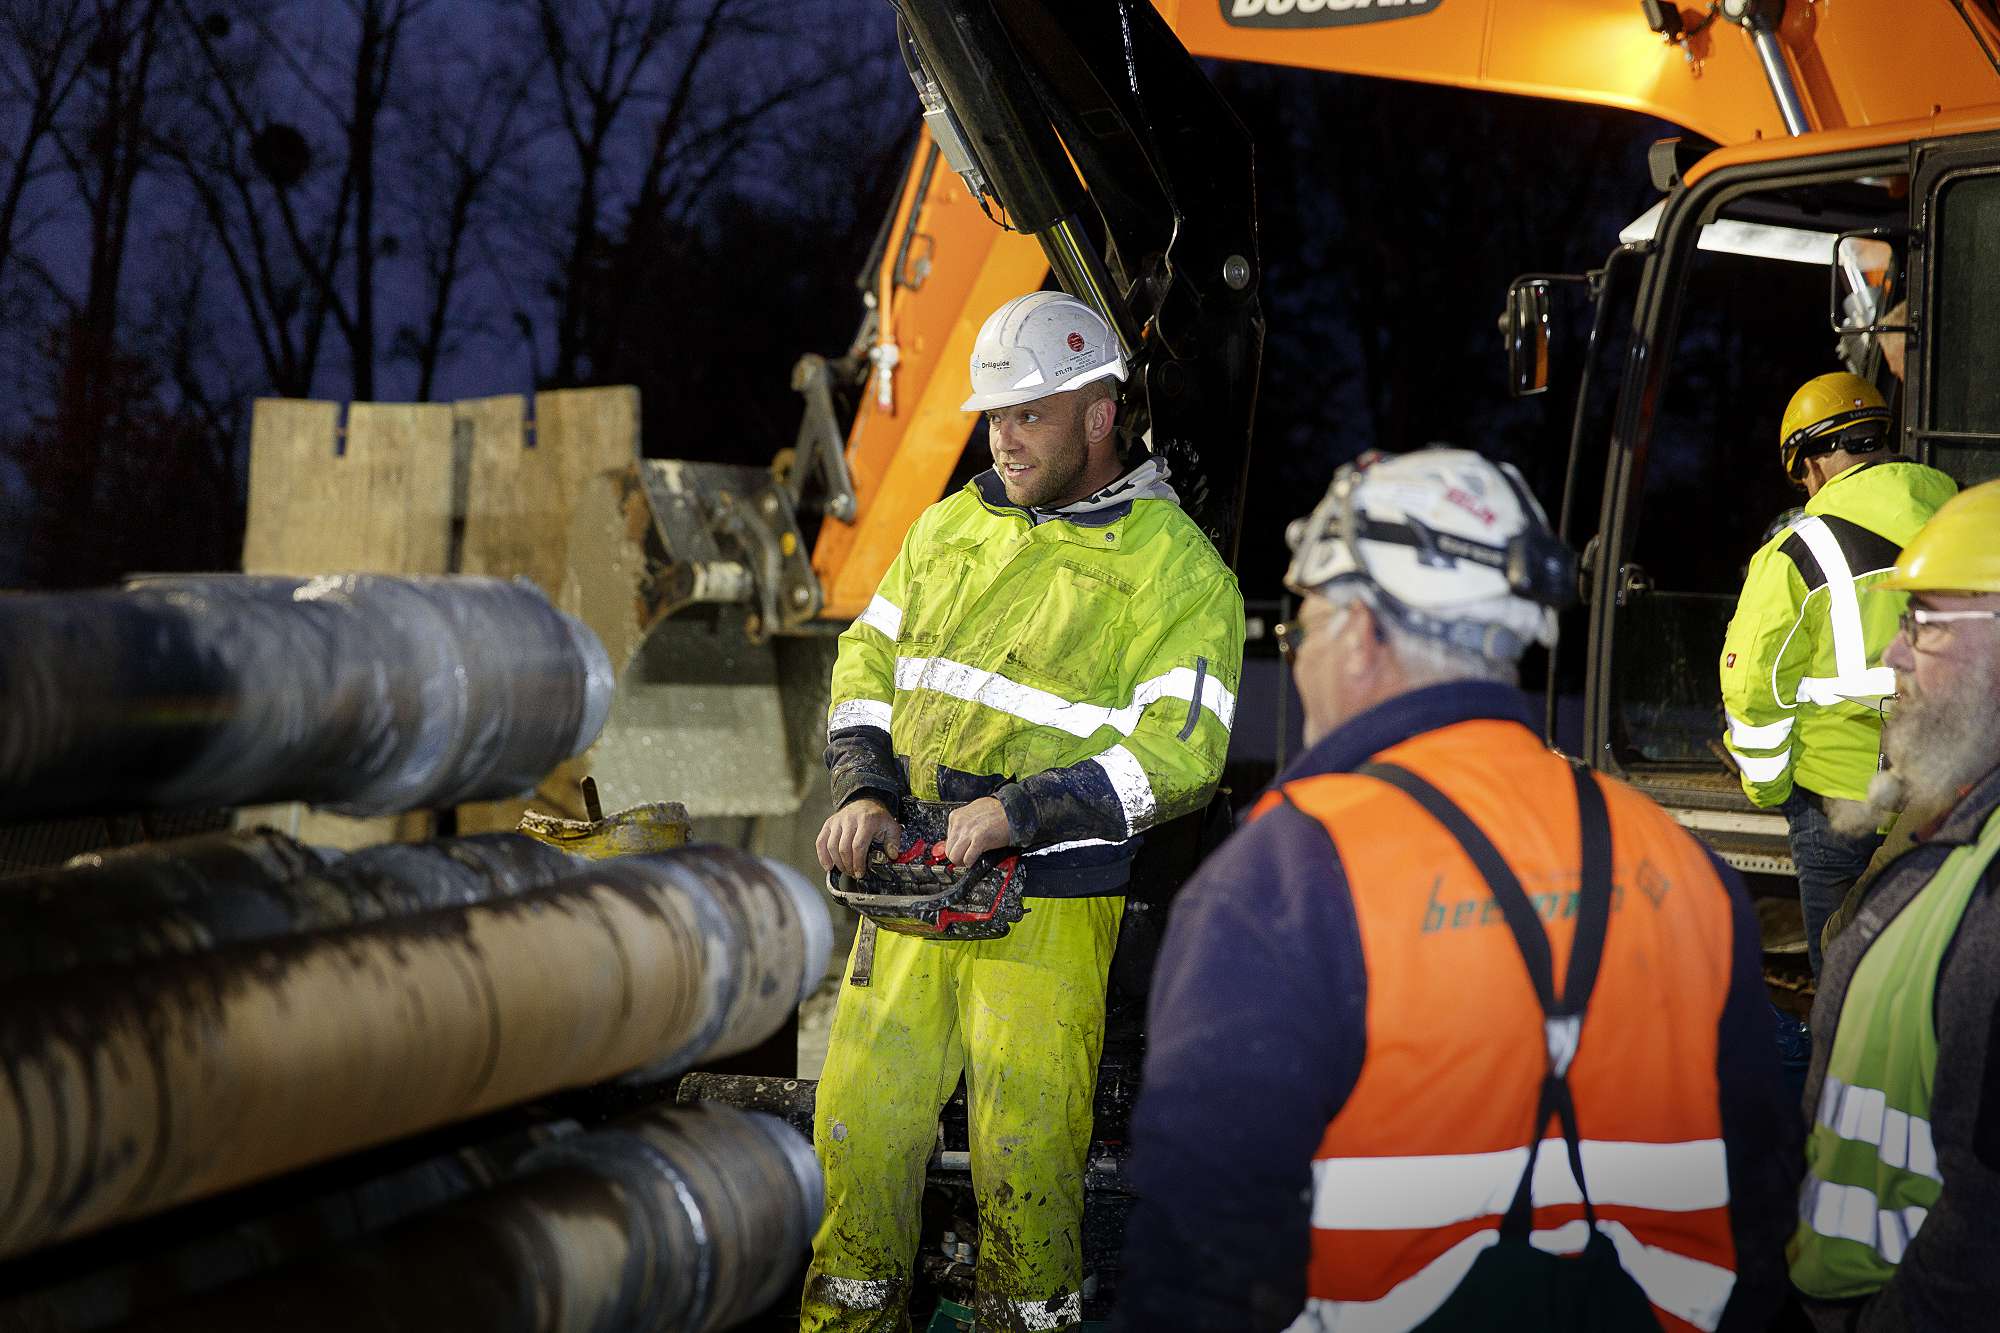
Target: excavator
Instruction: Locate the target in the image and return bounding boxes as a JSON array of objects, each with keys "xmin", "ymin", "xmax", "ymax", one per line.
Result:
[
  {"xmin": 613, "ymin": 0, "xmax": 2000, "ymax": 890},
  {"xmin": 5, "ymin": 3, "xmax": 1998, "ymax": 1330},
  {"xmin": 652, "ymin": 0, "xmax": 2000, "ymax": 1320}
]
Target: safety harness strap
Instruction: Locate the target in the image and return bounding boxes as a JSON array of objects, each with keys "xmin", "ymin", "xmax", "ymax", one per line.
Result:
[{"xmin": 1358, "ymin": 760, "xmax": 1615, "ymax": 1240}]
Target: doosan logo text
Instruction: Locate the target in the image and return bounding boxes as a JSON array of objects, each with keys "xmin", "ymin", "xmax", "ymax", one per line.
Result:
[{"xmin": 1223, "ymin": 0, "xmax": 1442, "ymax": 28}]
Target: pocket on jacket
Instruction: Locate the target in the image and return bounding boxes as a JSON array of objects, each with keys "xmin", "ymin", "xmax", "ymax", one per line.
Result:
[
  {"xmin": 1002, "ymin": 560, "xmax": 1133, "ymax": 698},
  {"xmin": 900, "ymin": 537, "xmax": 983, "ymax": 653}
]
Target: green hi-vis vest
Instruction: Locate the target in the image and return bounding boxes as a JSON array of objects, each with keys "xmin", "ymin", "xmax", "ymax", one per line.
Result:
[{"xmin": 1789, "ymin": 804, "xmax": 2000, "ymax": 1298}]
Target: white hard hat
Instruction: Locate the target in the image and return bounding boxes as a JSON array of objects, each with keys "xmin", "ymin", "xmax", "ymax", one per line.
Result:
[
  {"xmin": 960, "ymin": 291, "xmax": 1126, "ymax": 413},
  {"xmin": 1283, "ymin": 447, "xmax": 1574, "ymax": 660}
]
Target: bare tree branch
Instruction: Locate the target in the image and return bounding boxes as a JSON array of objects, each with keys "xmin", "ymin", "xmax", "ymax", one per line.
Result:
[
  {"xmin": 0, "ymin": 0, "xmax": 95, "ymax": 295},
  {"xmin": 518, "ymin": 0, "xmax": 687, "ymax": 383},
  {"xmin": 398, "ymin": 41, "xmax": 533, "ymax": 399}
]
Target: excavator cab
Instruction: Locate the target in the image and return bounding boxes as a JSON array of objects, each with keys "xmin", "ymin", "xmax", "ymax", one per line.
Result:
[{"xmin": 1535, "ymin": 126, "xmax": 2000, "ymax": 935}]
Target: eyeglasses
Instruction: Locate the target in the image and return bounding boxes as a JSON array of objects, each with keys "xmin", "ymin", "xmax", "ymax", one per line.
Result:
[
  {"xmin": 1276, "ymin": 604, "xmax": 1350, "ymax": 663},
  {"xmin": 1899, "ymin": 605, "xmax": 2000, "ymax": 648},
  {"xmin": 1275, "ymin": 618, "xmax": 1307, "ymax": 664}
]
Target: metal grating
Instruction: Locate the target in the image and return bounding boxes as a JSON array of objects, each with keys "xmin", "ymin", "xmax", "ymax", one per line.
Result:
[{"xmin": 0, "ymin": 810, "xmax": 233, "ymax": 879}]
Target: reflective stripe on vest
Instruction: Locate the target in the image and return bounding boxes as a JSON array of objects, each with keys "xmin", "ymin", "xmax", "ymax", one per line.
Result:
[
  {"xmin": 1813, "ymin": 1074, "xmax": 1942, "ymax": 1182},
  {"xmin": 1788, "ymin": 516, "xmax": 1897, "ymax": 707},
  {"xmin": 888, "ymin": 655, "xmax": 1234, "ymax": 837},
  {"xmin": 1723, "ymin": 711, "xmax": 1794, "ymax": 783},
  {"xmin": 1282, "ymin": 721, "xmax": 1742, "ymax": 1333},
  {"xmin": 1310, "ymin": 1136, "xmax": 1729, "ymax": 1229},
  {"xmin": 1286, "ymin": 1218, "xmax": 1736, "ymax": 1333},
  {"xmin": 1791, "ymin": 803, "xmax": 2000, "ymax": 1297}
]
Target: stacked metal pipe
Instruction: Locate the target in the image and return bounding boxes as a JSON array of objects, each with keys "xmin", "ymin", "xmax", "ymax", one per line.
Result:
[
  {"xmin": 0, "ymin": 574, "xmax": 614, "ymax": 819},
  {"xmin": 0, "ymin": 572, "xmax": 828, "ymax": 1330},
  {"xmin": 0, "ymin": 829, "xmax": 584, "ymax": 978},
  {"xmin": 114, "ymin": 1104, "xmax": 822, "ymax": 1333},
  {"xmin": 0, "ymin": 844, "xmax": 829, "ymax": 1260}
]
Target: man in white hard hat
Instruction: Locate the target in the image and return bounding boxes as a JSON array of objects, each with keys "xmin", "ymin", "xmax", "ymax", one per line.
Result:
[
  {"xmin": 802, "ymin": 290, "xmax": 1244, "ymax": 1331},
  {"xmin": 1116, "ymin": 448, "xmax": 1796, "ymax": 1332}
]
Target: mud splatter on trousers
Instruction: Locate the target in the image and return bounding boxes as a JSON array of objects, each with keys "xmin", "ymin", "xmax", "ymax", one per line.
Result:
[{"xmin": 800, "ymin": 895, "xmax": 1123, "ymax": 1332}]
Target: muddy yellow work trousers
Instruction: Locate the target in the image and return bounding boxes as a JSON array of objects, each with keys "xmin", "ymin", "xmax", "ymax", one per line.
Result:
[{"xmin": 799, "ymin": 895, "xmax": 1123, "ymax": 1333}]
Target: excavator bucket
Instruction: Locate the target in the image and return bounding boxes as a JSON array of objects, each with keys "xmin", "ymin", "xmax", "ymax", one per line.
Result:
[{"xmin": 556, "ymin": 459, "xmax": 839, "ymax": 831}]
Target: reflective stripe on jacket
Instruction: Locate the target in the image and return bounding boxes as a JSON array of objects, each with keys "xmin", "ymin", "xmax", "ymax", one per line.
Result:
[
  {"xmin": 1263, "ymin": 720, "xmax": 1744, "ymax": 1333},
  {"xmin": 1720, "ymin": 460, "xmax": 1957, "ymax": 805},
  {"xmin": 826, "ymin": 465, "xmax": 1242, "ymax": 895}
]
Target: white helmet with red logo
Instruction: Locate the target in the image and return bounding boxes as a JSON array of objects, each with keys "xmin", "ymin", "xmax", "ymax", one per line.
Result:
[
  {"xmin": 1284, "ymin": 447, "xmax": 1575, "ymax": 660},
  {"xmin": 960, "ymin": 291, "xmax": 1126, "ymax": 413}
]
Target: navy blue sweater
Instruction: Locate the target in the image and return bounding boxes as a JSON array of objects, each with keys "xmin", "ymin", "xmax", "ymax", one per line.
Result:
[{"xmin": 1112, "ymin": 683, "xmax": 1800, "ymax": 1332}]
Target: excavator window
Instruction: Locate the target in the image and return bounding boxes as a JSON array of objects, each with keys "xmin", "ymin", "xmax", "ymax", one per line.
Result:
[
  {"xmin": 1607, "ymin": 174, "xmax": 1909, "ymax": 774},
  {"xmin": 1927, "ymin": 171, "xmax": 2000, "ymax": 484}
]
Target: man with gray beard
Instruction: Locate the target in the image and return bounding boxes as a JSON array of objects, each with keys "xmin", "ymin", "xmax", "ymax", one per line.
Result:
[{"xmin": 1791, "ymin": 478, "xmax": 2000, "ymax": 1330}]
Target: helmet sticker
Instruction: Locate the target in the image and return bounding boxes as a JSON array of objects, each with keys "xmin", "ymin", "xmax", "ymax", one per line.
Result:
[
  {"xmin": 1067, "ymin": 331, "xmax": 1086, "ymax": 352},
  {"xmin": 1444, "ymin": 486, "xmax": 1497, "ymax": 526}
]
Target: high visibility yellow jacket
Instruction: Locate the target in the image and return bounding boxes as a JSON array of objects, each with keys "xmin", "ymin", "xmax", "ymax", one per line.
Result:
[
  {"xmin": 826, "ymin": 461, "xmax": 1243, "ymax": 896},
  {"xmin": 1720, "ymin": 460, "xmax": 1957, "ymax": 806}
]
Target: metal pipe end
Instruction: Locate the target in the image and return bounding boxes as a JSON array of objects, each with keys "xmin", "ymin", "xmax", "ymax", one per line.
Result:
[
  {"xmin": 762, "ymin": 856, "xmax": 835, "ymax": 1007},
  {"xmin": 560, "ymin": 609, "xmax": 617, "ymax": 757}
]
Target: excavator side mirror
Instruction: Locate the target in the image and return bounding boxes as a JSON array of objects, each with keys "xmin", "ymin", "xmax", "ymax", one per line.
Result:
[
  {"xmin": 1829, "ymin": 229, "xmax": 1909, "ymax": 336},
  {"xmin": 1829, "ymin": 228, "xmax": 1911, "ymax": 381},
  {"xmin": 1503, "ymin": 277, "xmax": 1554, "ymax": 398}
]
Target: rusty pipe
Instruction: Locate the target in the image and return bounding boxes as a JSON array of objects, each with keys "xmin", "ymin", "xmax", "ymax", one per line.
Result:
[
  {"xmin": 0, "ymin": 846, "xmax": 829, "ymax": 1259},
  {"xmin": 0, "ymin": 830, "xmax": 586, "ymax": 980},
  {"xmin": 0, "ymin": 574, "xmax": 614, "ymax": 820},
  {"xmin": 0, "ymin": 1135, "xmax": 512, "ymax": 1331},
  {"xmin": 115, "ymin": 1105, "xmax": 821, "ymax": 1333}
]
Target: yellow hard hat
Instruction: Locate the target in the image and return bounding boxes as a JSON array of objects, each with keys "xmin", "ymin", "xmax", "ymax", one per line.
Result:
[
  {"xmin": 1879, "ymin": 479, "xmax": 2000, "ymax": 593},
  {"xmin": 1779, "ymin": 372, "xmax": 1890, "ymax": 483}
]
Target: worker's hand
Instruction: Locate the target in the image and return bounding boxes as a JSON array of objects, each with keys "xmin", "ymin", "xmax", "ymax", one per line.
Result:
[
  {"xmin": 817, "ymin": 799, "xmax": 902, "ymax": 879},
  {"xmin": 943, "ymin": 797, "xmax": 1017, "ymax": 867}
]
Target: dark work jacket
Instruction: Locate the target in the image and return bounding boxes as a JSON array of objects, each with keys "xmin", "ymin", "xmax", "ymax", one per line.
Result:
[{"xmin": 1112, "ymin": 682, "xmax": 1800, "ymax": 1332}]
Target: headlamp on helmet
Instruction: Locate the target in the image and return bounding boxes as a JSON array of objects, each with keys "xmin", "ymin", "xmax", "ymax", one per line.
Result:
[
  {"xmin": 1283, "ymin": 447, "xmax": 1576, "ymax": 661},
  {"xmin": 1778, "ymin": 372, "xmax": 1891, "ymax": 485}
]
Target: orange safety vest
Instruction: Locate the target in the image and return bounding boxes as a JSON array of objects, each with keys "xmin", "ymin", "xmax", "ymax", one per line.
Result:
[{"xmin": 1251, "ymin": 719, "xmax": 1742, "ymax": 1333}]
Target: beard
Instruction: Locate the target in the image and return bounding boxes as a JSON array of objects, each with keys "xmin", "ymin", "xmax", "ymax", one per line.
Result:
[
  {"xmin": 1834, "ymin": 653, "xmax": 2000, "ymax": 837},
  {"xmin": 1000, "ymin": 443, "xmax": 1089, "ymax": 509}
]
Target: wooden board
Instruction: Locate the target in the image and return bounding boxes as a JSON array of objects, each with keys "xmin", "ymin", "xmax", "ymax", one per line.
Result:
[
  {"xmin": 454, "ymin": 388, "xmax": 639, "ymax": 835},
  {"xmin": 239, "ymin": 398, "xmax": 455, "ymax": 849},
  {"xmin": 242, "ymin": 399, "xmax": 454, "ymax": 576},
  {"xmin": 241, "ymin": 399, "xmax": 340, "ymax": 575},
  {"xmin": 457, "ymin": 387, "xmax": 638, "ymax": 600},
  {"xmin": 344, "ymin": 401, "xmax": 457, "ymax": 575}
]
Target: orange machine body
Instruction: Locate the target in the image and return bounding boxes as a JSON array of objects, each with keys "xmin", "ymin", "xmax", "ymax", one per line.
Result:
[{"xmin": 814, "ymin": 1, "xmax": 2000, "ymax": 619}]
